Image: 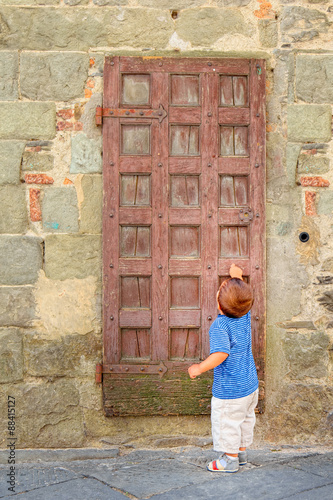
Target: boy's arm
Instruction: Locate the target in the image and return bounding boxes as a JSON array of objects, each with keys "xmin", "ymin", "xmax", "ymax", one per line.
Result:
[{"xmin": 188, "ymin": 352, "xmax": 228, "ymax": 379}]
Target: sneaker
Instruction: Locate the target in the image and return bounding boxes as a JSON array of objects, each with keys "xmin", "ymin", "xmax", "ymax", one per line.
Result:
[
  {"xmin": 238, "ymin": 450, "xmax": 248, "ymax": 465},
  {"xmin": 207, "ymin": 453, "xmax": 239, "ymax": 473}
]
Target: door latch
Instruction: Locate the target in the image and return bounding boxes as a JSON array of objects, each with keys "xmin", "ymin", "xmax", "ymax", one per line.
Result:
[{"xmin": 238, "ymin": 208, "xmax": 253, "ymax": 223}]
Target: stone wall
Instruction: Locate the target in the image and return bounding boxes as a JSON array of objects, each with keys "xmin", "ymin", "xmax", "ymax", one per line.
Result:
[{"xmin": 0, "ymin": 0, "xmax": 332, "ymax": 449}]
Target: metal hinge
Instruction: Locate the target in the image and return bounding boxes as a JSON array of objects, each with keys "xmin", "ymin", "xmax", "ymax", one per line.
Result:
[
  {"xmin": 238, "ymin": 208, "xmax": 253, "ymax": 223},
  {"xmin": 96, "ymin": 104, "xmax": 167, "ymax": 126},
  {"xmin": 95, "ymin": 362, "xmax": 167, "ymax": 383}
]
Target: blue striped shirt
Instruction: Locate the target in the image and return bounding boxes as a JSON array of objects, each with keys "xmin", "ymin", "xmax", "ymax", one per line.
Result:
[{"xmin": 209, "ymin": 311, "xmax": 258, "ymax": 400}]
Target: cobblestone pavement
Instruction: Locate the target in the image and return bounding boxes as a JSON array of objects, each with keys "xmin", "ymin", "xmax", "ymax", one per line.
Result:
[{"xmin": 0, "ymin": 447, "xmax": 332, "ymax": 499}]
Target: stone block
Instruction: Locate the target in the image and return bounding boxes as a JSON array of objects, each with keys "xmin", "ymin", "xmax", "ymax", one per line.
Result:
[
  {"xmin": 93, "ymin": 0, "xmax": 127, "ymax": 4},
  {"xmin": 0, "ymin": 51, "xmax": 18, "ymax": 100},
  {"xmin": 317, "ymin": 191, "xmax": 333, "ymax": 215},
  {"xmin": 0, "ymin": 0, "xmax": 58, "ymax": 4},
  {"xmin": 7, "ymin": 380, "xmax": 84, "ymax": 447},
  {"xmin": 79, "ymin": 175, "xmax": 102, "ymax": 234},
  {"xmin": 0, "ymin": 7, "xmax": 174, "ymax": 51},
  {"xmin": 70, "ymin": 133, "xmax": 102, "ymax": 173},
  {"xmin": 0, "ymin": 328, "xmax": 23, "ymax": 382},
  {"xmin": 296, "ymin": 216, "xmax": 320, "ymax": 265},
  {"xmin": 44, "ymin": 234, "xmax": 101, "ymax": 280},
  {"xmin": 132, "ymin": 0, "xmax": 212, "ymax": 7},
  {"xmin": 80, "ymin": 93, "xmax": 102, "ymax": 139},
  {"xmin": 270, "ymin": 384, "xmax": 333, "ymax": 441},
  {"xmin": 266, "ymin": 204, "xmax": 293, "ymax": 238},
  {"xmin": 281, "ymin": 7, "xmax": 329, "ymax": 43},
  {"xmin": 287, "ymin": 105, "xmax": 332, "ymax": 142},
  {"xmin": 297, "ymin": 154, "xmax": 329, "ymax": 175},
  {"xmin": 296, "ymin": 55, "xmax": 333, "ymax": 103},
  {"xmin": 65, "ymin": 0, "xmax": 89, "ymax": 4},
  {"xmin": 20, "ymin": 52, "xmax": 89, "ymax": 101},
  {"xmin": 259, "ymin": 19, "xmax": 278, "ymax": 48},
  {"xmin": 35, "ymin": 273, "xmax": 100, "ymax": 336},
  {"xmin": 42, "ymin": 187, "xmax": 79, "ymax": 233},
  {"xmin": 0, "ymin": 141, "xmax": 25, "ymax": 185},
  {"xmin": 0, "ymin": 185, "xmax": 28, "ymax": 234},
  {"xmin": 21, "ymin": 152, "xmax": 54, "ymax": 172},
  {"xmin": 283, "ymin": 331, "xmax": 329, "ymax": 379},
  {"xmin": 317, "ymin": 290, "xmax": 333, "ymax": 313},
  {"xmin": 175, "ymin": 8, "xmax": 253, "ymax": 46},
  {"xmin": 285, "ymin": 143, "xmax": 301, "ymax": 187},
  {"xmin": 0, "ymin": 236, "xmax": 43, "ymax": 285},
  {"xmin": 267, "ymin": 237, "xmax": 308, "ymax": 324},
  {"xmin": 0, "ymin": 102, "xmax": 56, "ymax": 140},
  {"xmin": 0, "ymin": 287, "xmax": 35, "ymax": 327},
  {"xmin": 24, "ymin": 332, "xmax": 102, "ymax": 377}
]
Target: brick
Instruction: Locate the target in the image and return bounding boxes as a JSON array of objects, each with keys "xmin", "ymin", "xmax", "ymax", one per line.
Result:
[
  {"xmin": 0, "ymin": 328, "xmax": 23, "ymax": 383},
  {"xmin": 25, "ymin": 173, "xmax": 54, "ymax": 184},
  {"xmin": 20, "ymin": 52, "xmax": 89, "ymax": 101},
  {"xmin": 0, "ymin": 102, "xmax": 56, "ymax": 140},
  {"xmin": 57, "ymin": 109, "xmax": 74, "ymax": 120},
  {"xmin": 42, "ymin": 187, "xmax": 79, "ymax": 233},
  {"xmin": 300, "ymin": 176, "xmax": 329, "ymax": 188},
  {"xmin": 305, "ymin": 191, "xmax": 316, "ymax": 216},
  {"xmin": 0, "ymin": 185, "xmax": 28, "ymax": 234},
  {"xmin": 254, "ymin": 1, "xmax": 275, "ymax": 19},
  {"xmin": 0, "ymin": 141, "xmax": 25, "ymax": 185},
  {"xmin": 29, "ymin": 188, "xmax": 41, "ymax": 221},
  {"xmin": 44, "ymin": 234, "xmax": 101, "ymax": 280},
  {"xmin": 0, "ymin": 236, "xmax": 43, "ymax": 285},
  {"xmin": 0, "ymin": 287, "xmax": 36, "ymax": 327},
  {"xmin": 287, "ymin": 105, "xmax": 332, "ymax": 143}
]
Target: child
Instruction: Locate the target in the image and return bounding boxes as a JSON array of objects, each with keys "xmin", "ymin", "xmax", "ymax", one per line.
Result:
[{"xmin": 188, "ymin": 264, "xmax": 259, "ymax": 473}]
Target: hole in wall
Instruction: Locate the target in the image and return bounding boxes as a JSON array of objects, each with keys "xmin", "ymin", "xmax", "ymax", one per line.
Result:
[
  {"xmin": 171, "ymin": 10, "xmax": 179, "ymax": 19},
  {"xmin": 299, "ymin": 232, "xmax": 310, "ymax": 243}
]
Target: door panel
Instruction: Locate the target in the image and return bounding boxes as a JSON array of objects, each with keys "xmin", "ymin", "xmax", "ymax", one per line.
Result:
[{"xmin": 101, "ymin": 57, "xmax": 266, "ymax": 415}]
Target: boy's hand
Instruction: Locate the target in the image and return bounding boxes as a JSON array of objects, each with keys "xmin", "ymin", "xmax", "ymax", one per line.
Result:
[
  {"xmin": 229, "ymin": 263, "xmax": 243, "ymax": 280},
  {"xmin": 188, "ymin": 364, "xmax": 202, "ymax": 379}
]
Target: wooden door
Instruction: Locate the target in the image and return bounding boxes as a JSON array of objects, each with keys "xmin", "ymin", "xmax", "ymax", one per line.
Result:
[{"xmin": 99, "ymin": 57, "xmax": 266, "ymax": 416}]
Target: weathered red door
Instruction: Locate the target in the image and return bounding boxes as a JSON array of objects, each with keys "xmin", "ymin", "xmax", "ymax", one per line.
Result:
[{"xmin": 98, "ymin": 57, "xmax": 266, "ymax": 415}]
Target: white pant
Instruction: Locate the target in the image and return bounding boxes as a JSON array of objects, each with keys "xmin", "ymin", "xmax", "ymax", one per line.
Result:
[{"xmin": 211, "ymin": 389, "xmax": 259, "ymax": 454}]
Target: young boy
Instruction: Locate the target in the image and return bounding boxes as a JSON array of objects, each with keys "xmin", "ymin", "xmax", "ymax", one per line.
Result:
[{"xmin": 188, "ymin": 264, "xmax": 259, "ymax": 473}]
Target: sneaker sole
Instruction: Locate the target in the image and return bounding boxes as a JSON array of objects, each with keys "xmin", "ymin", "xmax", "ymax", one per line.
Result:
[{"xmin": 206, "ymin": 465, "xmax": 239, "ymax": 473}]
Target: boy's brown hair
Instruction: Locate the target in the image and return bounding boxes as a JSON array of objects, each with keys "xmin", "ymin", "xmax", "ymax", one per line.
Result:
[{"xmin": 217, "ymin": 278, "xmax": 254, "ymax": 318}]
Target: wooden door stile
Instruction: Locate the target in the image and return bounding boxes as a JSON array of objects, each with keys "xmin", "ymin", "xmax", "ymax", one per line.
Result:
[
  {"xmin": 200, "ymin": 72, "xmax": 219, "ymax": 359},
  {"xmin": 151, "ymin": 71, "xmax": 169, "ymax": 361},
  {"xmin": 103, "ymin": 56, "xmax": 121, "ymax": 365},
  {"xmin": 249, "ymin": 59, "xmax": 266, "ymax": 410}
]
